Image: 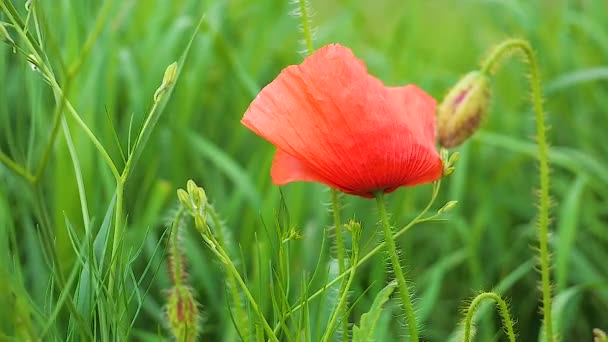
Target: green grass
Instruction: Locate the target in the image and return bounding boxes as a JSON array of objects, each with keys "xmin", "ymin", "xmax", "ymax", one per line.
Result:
[{"xmin": 1, "ymin": 0, "xmax": 607, "ymax": 341}]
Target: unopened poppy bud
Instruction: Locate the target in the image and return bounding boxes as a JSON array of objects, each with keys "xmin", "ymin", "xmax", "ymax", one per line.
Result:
[
  {"xmin": 437, "ymin": 200, "xmax": 458, "ymax": 214},
  {"xmin": 437, "ymin": 71, "xmax": 491, "ymax": 148},
  {"xmin": 345, "ymin": 220, "xmax": 362, "ymax": 246},
  {"xmin": 345, "ymin": 220, "xmax": 361, "ymax": 234},
  {"xmin": 154, "ymin": 62, "xmax": 178, "ymax": 103},
  {"xmin": 166, "ymin": 285, "xmax": 200, "ymax": 342}
]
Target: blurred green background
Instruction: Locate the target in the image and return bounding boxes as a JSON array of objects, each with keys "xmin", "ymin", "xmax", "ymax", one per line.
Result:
[{"xmin": 1, "ymin": 0, "xmax": 607, "ymax": 340}]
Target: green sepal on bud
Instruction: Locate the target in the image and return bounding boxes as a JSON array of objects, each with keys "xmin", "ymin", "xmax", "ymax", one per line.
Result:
[
  {"xmin": 166, "ymin": 285, "xmax": 200, "ymax": 342},
  {"xmin": 437, "ymin": 71, "xmax": 491, "ymax": 148},
  {"xmin": 440, "ymin": 149, "xmax": 459, "ymax": 177},
  {"xmin": 437, "ymin": 200, "xmax": 458, "ymax": 215},
  {"xmin": 154, "ymin": 62, "xmax": 178, "ymax": 103},
  {"xmin": 194, "ymin": 215, "xmax": 208, "ymax": 233},
  {"xmin": 177, "ymin": 189, "xmax": 193, "ymax": 211},
  {"xmin": 186, "ymin": 179, "xmax": 198, "ymax": 197}
]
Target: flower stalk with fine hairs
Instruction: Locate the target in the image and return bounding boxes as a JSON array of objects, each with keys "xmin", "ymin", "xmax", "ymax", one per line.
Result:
[
  {"xmin": 375, "ymin": 192, "xmax": 419, "ymax": 341},
  {"xmin": 165, "ymin": 210, "xmax": 201, "ymax": 342},
  {"xmin": 438, "ymin": 38, "xmax": 554, "ymax": 341},
  {"xmin": 178, "ymin": 180, "xmax": 279, "ymax": 342}
]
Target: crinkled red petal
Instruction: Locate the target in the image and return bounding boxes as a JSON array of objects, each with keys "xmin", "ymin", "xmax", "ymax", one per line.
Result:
[{"xmin": 242, "ymin": 44, "xmax": 442, "ymax": 197}]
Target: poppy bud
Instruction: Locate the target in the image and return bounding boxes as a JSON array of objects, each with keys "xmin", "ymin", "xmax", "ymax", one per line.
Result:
[
  {"xmin": 345, "ymin": 220, "xmax": 362, "ymax": 246},
  {"xmin": 166, "ymin": 285, "xmax": 200, "ymax": 342},
  {"xmin": 437, "ymin": 71, "xmax": 491, "ymax": 148}
]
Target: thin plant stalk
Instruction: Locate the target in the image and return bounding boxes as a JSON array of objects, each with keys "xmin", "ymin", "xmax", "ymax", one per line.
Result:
[
  {"xmin": 331, "ymin": 189, "xmax": 349, "ymax": 338},
  {"xmin": 480, "ymin": 39, "xmax": 553, "ymax": 342},
  {"xmin": 271, "ymin": 180, "xmax": 442, "ymax": 334},
  {"xmin": 321, "ymin": 234, "xmax": 358, "ymax": 342},
  {"xmin": 375, "ymin": 191, "xmax": 419, "ymax": 341},
  {"xmin": 294, "ymin": 1, "xmax": 353, "ymax": 338}
]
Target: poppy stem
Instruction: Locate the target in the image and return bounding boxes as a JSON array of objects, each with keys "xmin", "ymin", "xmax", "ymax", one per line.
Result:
[
  {"xmin": 331, "ymin": 189, "xmax": 349, "ymax": 339},
  {"xmin": 480, "ymin": 39, "xmax": 553, "ymax": 342},
  {"xmin": 322, "ymin": 220, "xmax": 360, "ymax": 342},
  {"xmin": 463, "ymin": 292, "xmax": 517, "ymax": 342},
  {"xmin": 374, "ymin": 191, "xmax": 419, "ymax": 341},
  {"xmin": 271, "ymin": 181, "xmax": 442, "ymax": 335},
  {"xmin": 297, "ymin": 0, "xmax": 314, "ymax": 56}
]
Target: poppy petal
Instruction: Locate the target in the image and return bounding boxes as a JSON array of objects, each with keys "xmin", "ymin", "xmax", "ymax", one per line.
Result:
[
  {"xmin": 271, "ymin": 148, "xmax": 342, "ymax": 189},
  {"xmin": 242, "ymin": 43, "xmax": 443, "ymax": 197}
]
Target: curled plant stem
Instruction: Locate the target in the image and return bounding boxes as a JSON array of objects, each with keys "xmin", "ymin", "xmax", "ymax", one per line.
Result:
[
  {"xmin": 463, "ymin": 292, "xmax": 517, "ymax": 342},
  {"xmin": 375, "ymin": 191, "xmax": 419, "ymax": 342},
  {"xmin": 481, "ymin": 39, "xmax": 553, "ymax": 342}
]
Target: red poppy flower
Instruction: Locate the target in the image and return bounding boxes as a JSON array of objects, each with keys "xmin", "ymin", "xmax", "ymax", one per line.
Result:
[{"xmin": 241, "ymin": 44, "xmax": 442, "ymax": 198}]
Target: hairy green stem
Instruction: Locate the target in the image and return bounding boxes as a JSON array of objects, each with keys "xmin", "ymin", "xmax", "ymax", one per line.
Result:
[
  {"xmin": 298, "ymin": 0, "xmax": 314, "ymax": 55},
  {"xmin": 169, "ymin": 209, "xmax": 185, "ymax": 286},
  {"xmin": 272, "ymin": 181, "xmax": 441, "ymax": 334},
  {"xmin": 375, "ymin": 192, "xmax": 418, "ymax": 341},
  {"xmin": 330, "ymin": 189, "xmax": 349, "ymax": 339},
  {"xmin": 481, "ymin": 39, "xmax": 553, "ymax": 341},
  {"xmin": 463, "ymin": 292, "xmax": 517, "ymax": 342},
  {"xmin": 322, "ymin": 228, "xmax": 358, "ymax": 342},
  {"xmin": 207, "ymin": 204, "xmax": 251, "ymax": 339},
  {"xmin": 332, "ymin": 190, "xmax": 345, "ymax": 275}
]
